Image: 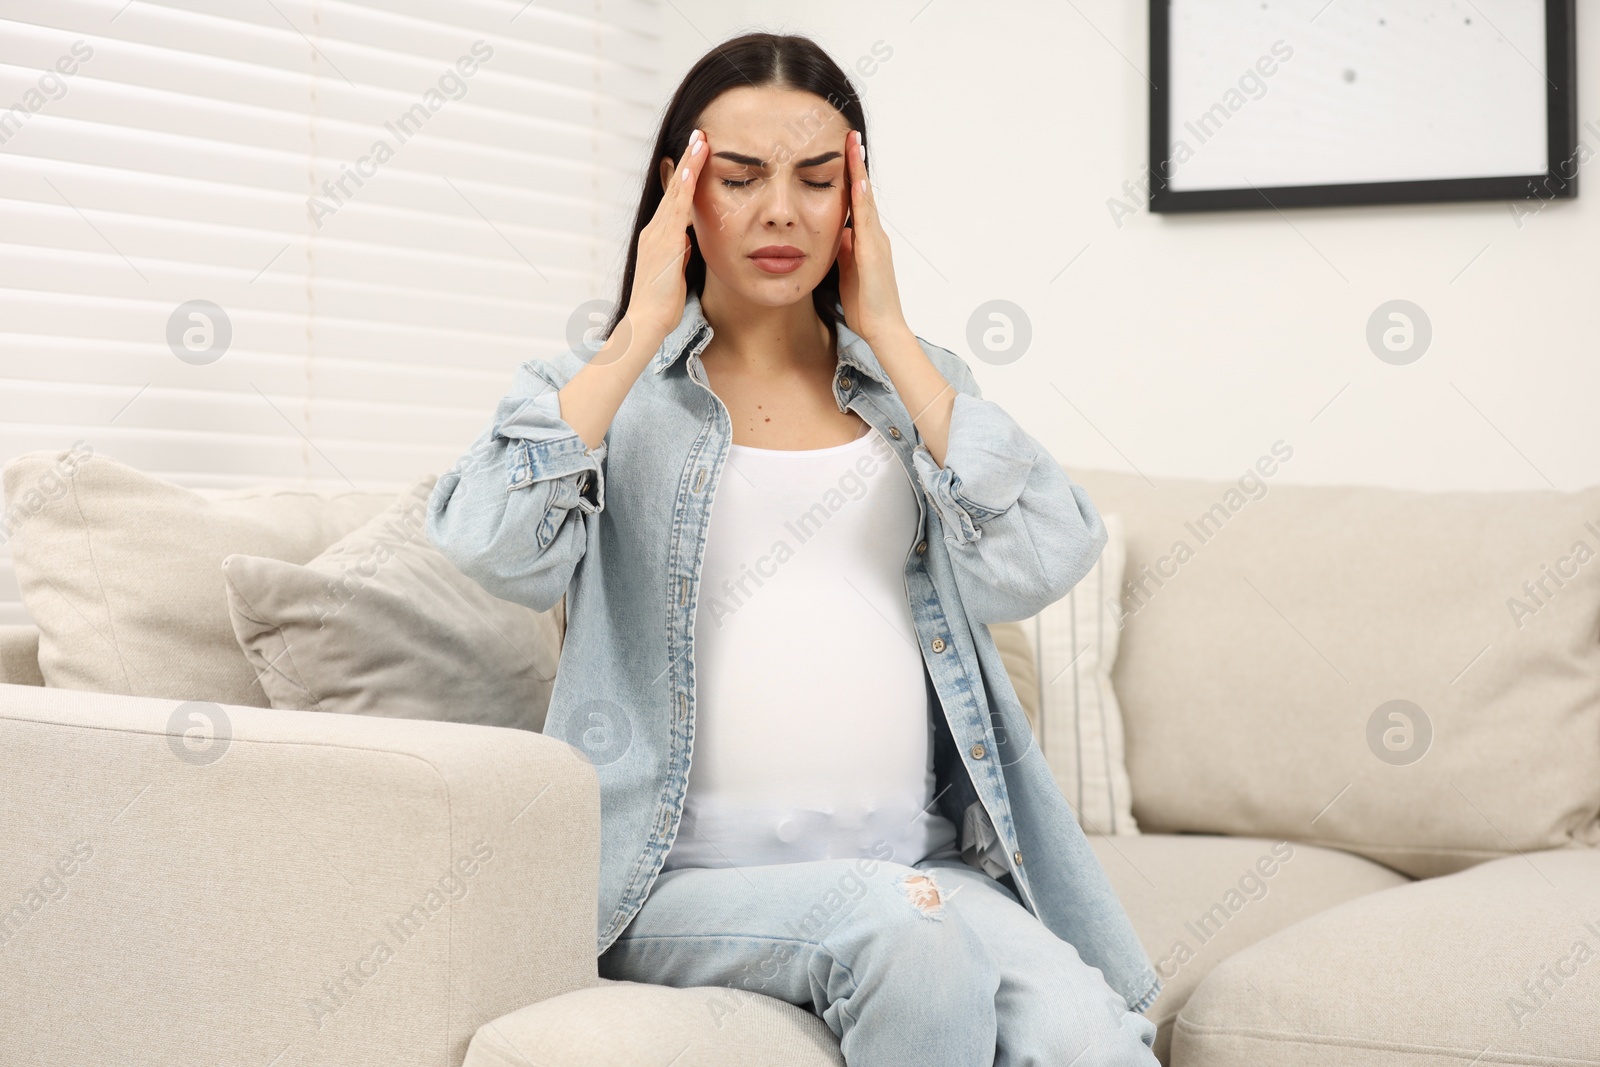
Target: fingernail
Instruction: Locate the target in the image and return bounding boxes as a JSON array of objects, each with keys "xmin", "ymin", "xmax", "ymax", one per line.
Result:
[
  {"xmin": 691, "ymin": 139, "xmax": 702, "ymax": 156},
  {"xmin": 681, "ymin": 165, "xmax": 691, "ymax": 182}
]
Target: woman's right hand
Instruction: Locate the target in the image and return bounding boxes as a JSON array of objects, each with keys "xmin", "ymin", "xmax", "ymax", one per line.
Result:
[
  {"xmin": 622, "ymin": 128, "xmax": 708, "ymax": 346},
  {"xmin": 560, "ymin": 129, "xmax": 705, "ymax": 447}
]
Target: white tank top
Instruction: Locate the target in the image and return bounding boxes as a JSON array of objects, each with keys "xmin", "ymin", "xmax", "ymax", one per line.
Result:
[{"xmin": 661, "ymin": 423, "xmax": 960, "ymax": 871}]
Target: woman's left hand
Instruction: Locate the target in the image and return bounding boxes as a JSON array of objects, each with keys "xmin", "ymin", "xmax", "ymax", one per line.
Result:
[{"xmin": 836, "ymin": 129, "xmax": 911, "ymax": 347}]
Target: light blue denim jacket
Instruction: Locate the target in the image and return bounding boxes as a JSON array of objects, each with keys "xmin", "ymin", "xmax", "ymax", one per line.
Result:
[{"xmin": 425, "ymin": 291, "xmax": 1162, "ymax": 1014}]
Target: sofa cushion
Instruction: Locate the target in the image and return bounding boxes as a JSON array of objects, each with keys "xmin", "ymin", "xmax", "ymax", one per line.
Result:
[
  {"xmin": 222, "ymin": 474, "xmax": 564, "ymax": 731},
  {"xmin": 2, "ymin": 449, "xmax": 396, "ymax": 707},
  {"xmin": 1088, "ymin": 832, "xmax": 1410, "ymax": 1063},
  {"xmin": 1072, "ymin": 466, "xmax": 1600, "ymax": 879},
  {"xmin": 1171, "ymin": 846, "xmax": 1600, "ymax": 1067},
  {"xmin": 464, "ymin": 979, "xmax": 844, "ymax": 1067}
]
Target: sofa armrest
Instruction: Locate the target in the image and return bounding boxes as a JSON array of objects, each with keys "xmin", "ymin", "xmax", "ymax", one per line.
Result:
[
  {"xmin": 0, "ymin": 625, "xmax": 42, "ymax": 686},
  {"xmin": 0, "ymin": 682, "xmax": 600, "ymax": 1067}
]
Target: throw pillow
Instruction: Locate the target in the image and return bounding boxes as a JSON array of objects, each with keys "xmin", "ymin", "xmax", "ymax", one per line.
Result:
[
  {"xmin": 2, "ymin": 448, "xmax": 395, "ymax": 707},
  {"xmin": 222, "ymin": 475, "xmax": 563, "ymax": 731},
  {"xmin": 1022, "ymin": 511, "xmax": 1139, "ymax": 836},
  {"xmin": 988, "ymin": 619, "xmax": 1040, "ymax": 737}
]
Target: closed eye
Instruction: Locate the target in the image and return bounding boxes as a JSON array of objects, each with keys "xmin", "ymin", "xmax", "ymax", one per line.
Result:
[{"xmin": 721, "ymin": 178, "xmax": 835, "ymax": 189}]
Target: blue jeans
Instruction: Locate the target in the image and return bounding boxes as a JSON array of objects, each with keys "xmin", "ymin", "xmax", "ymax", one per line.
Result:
[{"xmin": 598, "ymin": 844, "xmax": 1160, "ymax": 1066}]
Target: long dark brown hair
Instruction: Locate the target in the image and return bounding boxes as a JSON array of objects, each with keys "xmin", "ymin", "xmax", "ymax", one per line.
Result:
[{"xmin": 603, "ymin": 32, "xmax": 868, "ymax": 343}]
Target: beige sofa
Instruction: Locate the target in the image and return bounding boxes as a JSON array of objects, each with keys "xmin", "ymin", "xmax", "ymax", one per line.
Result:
[{"xmin": 3, "ymin": 452, "xmax": 1598, "ymax": 1067}]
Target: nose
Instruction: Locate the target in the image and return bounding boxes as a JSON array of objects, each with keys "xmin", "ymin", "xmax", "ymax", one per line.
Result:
[{"xmin": 759, "ymin": 175, "xmax": 797, "ymax": 228}]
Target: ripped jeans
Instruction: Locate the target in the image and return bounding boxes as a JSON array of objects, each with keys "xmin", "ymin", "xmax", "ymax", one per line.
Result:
[{"xmin": 597, "ymin": 842, "xmax": 1160, "ymax": 1066}]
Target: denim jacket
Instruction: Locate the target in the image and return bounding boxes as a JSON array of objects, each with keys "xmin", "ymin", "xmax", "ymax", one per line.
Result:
[{"xmin": 425, "ymin": 291, "xmax": 1163, "ymax": 1014}]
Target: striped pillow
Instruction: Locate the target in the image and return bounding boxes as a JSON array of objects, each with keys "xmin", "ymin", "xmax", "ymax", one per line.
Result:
[{"xmin": 1022, "ymin": 512, "xmax": 1139, "ymax": 836}]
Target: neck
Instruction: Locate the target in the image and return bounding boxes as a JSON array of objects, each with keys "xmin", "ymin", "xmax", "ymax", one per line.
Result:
[{"xmin": 698, "ymin": 277, "xmax": 833, "ymax": 375}]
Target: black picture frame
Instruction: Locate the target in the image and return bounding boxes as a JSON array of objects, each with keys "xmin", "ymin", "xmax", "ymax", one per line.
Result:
[{"xmin": 1148, "ymin": 0, "xmax": 1578, "ymax": 213}]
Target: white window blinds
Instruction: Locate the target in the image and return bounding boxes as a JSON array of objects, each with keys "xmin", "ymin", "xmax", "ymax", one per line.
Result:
[{"xmin": 0, "ymin": 0, "xmax": 661, "ymax": 625}]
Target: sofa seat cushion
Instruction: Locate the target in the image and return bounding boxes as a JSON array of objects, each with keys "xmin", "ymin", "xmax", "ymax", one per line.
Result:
[
  {"xmin": 1088, "ymin": 832, "xmax": 1411, "ymax": 1064},
  {"xmin": 1171, "ymin": 846, "xmax": 1600, "ymax": 1067},
  {"xmin": 464, "ymin": 979, "xmax": 843, "ymax": 1067}
]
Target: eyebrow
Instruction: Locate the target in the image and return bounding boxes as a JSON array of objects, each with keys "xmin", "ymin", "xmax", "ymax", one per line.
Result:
[{"xmin": 711, "ymin": 150, "xmax": 843, "ymax": 170}]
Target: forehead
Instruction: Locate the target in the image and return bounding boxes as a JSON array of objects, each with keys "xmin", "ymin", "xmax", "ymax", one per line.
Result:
[{"xmin": 697, "ymin": 85, "xmax": 850, "ymax": 155}]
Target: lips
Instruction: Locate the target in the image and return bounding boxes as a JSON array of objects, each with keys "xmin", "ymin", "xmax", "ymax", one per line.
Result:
[{"xmin": 749, "ymin": 245, "xmax": 806, "ymax": 275}]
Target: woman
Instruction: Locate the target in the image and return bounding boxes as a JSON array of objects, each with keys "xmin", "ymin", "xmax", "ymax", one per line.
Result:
[{"xmin": 427, "ymin": 31, "xmax": 1160, "ymax": 1067}]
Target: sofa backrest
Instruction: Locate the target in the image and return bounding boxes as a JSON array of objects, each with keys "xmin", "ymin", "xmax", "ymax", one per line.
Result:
[
  {"xmin": 1071, "ymin": 466, "xmax": 1600, "ymax": 879},
  {"xmin": 11, "ymin": 444, "xmax": 1598, "ymax": 880}
]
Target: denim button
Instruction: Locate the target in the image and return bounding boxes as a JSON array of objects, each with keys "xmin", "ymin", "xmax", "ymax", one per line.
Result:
[
  {"xmin": 840, "ymin": 375, "xmax": 853, "ymax": 390},
  {"xmin": 931, "ymin": 637, "xmax": 945, "ymax": 653},
  {"xmin": 970, "ymin": 743, "xmax": 985, "ymax": 759},
  {"xmin": 1013, "ymin": 850, "xmax": 1023, "ymax": 865},
  {"xmin": 916, "ymin": 540, "xmax": 927, "ymax": 554},
  {"xmin": 889, "ymin": 426, "xmax": 901, "ymax": 439}
]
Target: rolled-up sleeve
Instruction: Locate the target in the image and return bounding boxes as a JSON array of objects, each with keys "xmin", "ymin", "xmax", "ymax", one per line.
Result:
[
  {"xmin": 909, "ymin": 344, "xmax": 1108, "ymax": 624},
  {"xmin": 426, "ymin": 355, "xmax": 606, "ymax": 615}
]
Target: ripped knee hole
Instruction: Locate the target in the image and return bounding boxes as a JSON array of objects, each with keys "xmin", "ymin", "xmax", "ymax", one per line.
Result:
[{"xmin": 899, "ymin": 873, "xmax": 948, "ymax": 917}]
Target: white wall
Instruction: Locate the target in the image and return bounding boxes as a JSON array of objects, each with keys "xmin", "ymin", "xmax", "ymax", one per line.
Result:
[{"xmin": 656, "ymin": 0, "xmax": 1600, "ymax": 492}]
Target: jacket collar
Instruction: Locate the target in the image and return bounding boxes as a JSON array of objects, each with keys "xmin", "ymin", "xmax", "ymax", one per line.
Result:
[{"xmin": 649, "ymin": 289, "xmax": 892, "ymax": 389}]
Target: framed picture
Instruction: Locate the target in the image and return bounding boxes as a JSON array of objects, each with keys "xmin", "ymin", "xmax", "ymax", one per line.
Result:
[{"xmin": 1148, "ymin": 0, "xmax": 1578, "ymax": 213}]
